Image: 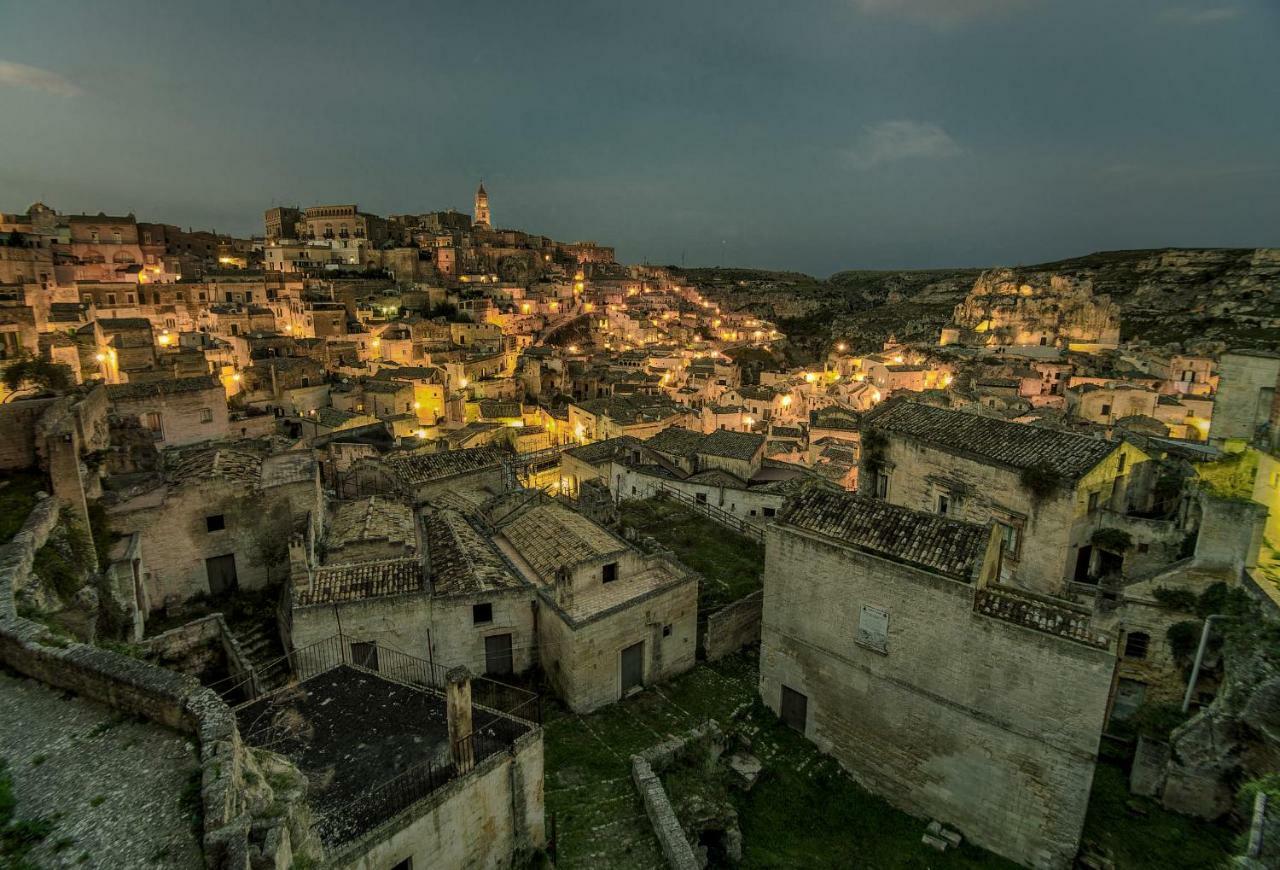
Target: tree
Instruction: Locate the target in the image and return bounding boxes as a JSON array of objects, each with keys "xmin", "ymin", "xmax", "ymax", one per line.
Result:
[{"xmin": 2, "ymin": 354, "xmax": 72, "ymax": 397}]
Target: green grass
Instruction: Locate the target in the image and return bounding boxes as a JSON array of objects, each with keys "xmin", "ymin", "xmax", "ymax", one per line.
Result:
[
  {"xmin": 1082, "ymin": 764, "xmax": 1235, "ymax": 869},
  {"xmin": 0, "ymin": 471, "xmax": 46, "ymax": 544},
  {"xmin": 543, "ymin": 651, "xmax": 1016, "ymax": 869},
  {"xmin": 544, "ymin": 651, "xmax": 1238, "ymax": 869},
  {"xmin": 618, "ymin": 498, "xmax": 763, "ymax": 611},
  {"xmin": 1, "ymin": 758, "xmax": 54, "ymax": 869}
]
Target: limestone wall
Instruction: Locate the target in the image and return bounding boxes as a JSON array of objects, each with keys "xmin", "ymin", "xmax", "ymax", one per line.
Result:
[
  {"xmin": 0, "ymin": 396, "xmax": 56, "ymax": 470},
  {"xmin": 759, "ymin": 524, "xmax": 1116, "ymax": 869},
  {"xmin": 332, "ymin": 728, "xmax": 545, "ymax": 870},
  {"xmin": 538, "ymin": 578, "xmax": 699, "ymax": 714},
  {"xmin": 703, "ymin": 590, "xmax": 763, "ymax": 661},
  {"xmin": 0, "ymin": 496, "xmax": 311, "ymax": 870}
]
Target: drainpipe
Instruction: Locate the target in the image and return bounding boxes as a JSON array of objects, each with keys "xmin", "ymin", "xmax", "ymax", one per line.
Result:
[{"xmin": 1181, "ymin": 614, "xmax": 1230, "ymax": 714}]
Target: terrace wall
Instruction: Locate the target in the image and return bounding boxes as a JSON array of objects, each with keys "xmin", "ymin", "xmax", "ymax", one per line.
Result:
[
  {"xmin": 333, "ymin": 728, "xmax": 545, "ymax": 870},
  {"xmin": 0, "ymin": 495, "xmax": 311, "ymax": 869},
  {"xmin": 702, "ymin": 590, "xmax": 763, "ymax": 661}
]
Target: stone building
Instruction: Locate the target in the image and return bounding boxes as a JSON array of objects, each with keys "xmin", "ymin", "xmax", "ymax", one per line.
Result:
[
  {"xmin": 287, "ymin": 493, "xmax": 536, "ymax": 679},
  {"xmin": 106, "ymin": 374, "xmax": 229, "ymax": 447},
  {"xmin": 759, "ymin": 489, "xmax": 1116, "ymax": 869},
  {"xmin": 861, "ymin": 401, "xmax": 1150, "ymax": 594},
  {"xmin": 106, "ymin": 445, "xmax": 320, "ymax": 609},
  {"xmin": 1208, "ymin": 349, "xmax": 1280, "ymax": 448},
  {"xmin": 345, "ymin": 445, "xmax": 508, "ymax": 504},
  {"xmin": 486, "ymin": 492, "xmax": 700, "ymax": 713}
]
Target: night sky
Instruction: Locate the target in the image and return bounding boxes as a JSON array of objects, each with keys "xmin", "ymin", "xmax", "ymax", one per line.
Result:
[{"xmin": 2, "ymin": 0, "xmax": 1277, "ymax": 274}]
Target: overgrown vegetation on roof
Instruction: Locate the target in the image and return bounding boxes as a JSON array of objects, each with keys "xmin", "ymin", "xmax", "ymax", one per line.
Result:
[
  {"xmin": 618, "ymin": 497, "xmax": 762, "ymax": 610},
  {"xmin": 1195, "ymin": 450, "xmax": 1259, "ymax": 503}
]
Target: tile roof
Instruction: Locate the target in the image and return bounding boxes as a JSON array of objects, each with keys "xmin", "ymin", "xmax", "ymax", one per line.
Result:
[
  {"xmin": 781, "ymin": 489, "xmax": 991, "ymax": 581},
  {"xmin": 698, "ymin": 429, "xmax": 764, "ymax": 461},
  {"xmin": 384, "ymin": 445, "xmax": 505, "ymax": 485},
  {"xmin": 107, "ymin": 374, "xmax": 221, "ymax": 401},
  {"xmin": 644, "ymin": 426, "xmax": 706, "ymax": 458},
  {"xmin": 477, "ymin": 400, "xmax": 522, "ymax": 419},
  {"xmin": 424, "ymin": 509, "xmax": 524, "ymax": 596},
  {"xmin": 495, "ymin": 500, "xmax": 628, "ymax": 582},
  {"xmin": 164, "ymin": 442, "xmax": 265, "ymax": 485},
  {"xmin": 325, "ymin": 496, "xmax": 417, "ymax": 554},
  {"xmin": 867, "ymin": 401, "xmax": 1118, "ymax": 480},
  {"xmin": 296, "ymin": 558, "xmax": 425, "ymax": 606},
  {"xmin": 564, "ymin": 435, "xmax": 644, "ymax": 465}
]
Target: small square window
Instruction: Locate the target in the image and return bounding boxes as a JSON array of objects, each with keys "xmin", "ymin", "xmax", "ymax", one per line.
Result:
[
  {"xmin": 199, "ymin": 408, "xmax": 213, "ymax": 423},
  {"xmin": 472, "ymin": 603, "xmax": 493, "ymax": 625},
  {"xmin": 206, "ymin": 514, "xmax": 225, "ymax": 532},
  {"xmin": 602, "ymin": 562, "xmax": 618, "ymax": 584}
]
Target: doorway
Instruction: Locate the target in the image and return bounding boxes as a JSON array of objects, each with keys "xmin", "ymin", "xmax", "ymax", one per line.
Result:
[
  {"xmin": 620, "ymin": 641, "xmax": 644, "ymax": 696},
  {"xmin": 205, "ymin": 554, "xmax": 238, "ymax": 596},
  {"xmin": 1074, "ymin": 546, "xmax": 1095, "ymax": 583},
  {"xmin": 485, "ymin": 633, "xmax": 514, "ymax": 676},
  {"xmin": 781, "ymin": 685, "xmax": 808, "ymax": 733}
]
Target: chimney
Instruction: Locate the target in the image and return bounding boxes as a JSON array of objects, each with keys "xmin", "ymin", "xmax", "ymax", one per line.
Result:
[
  {"xmin": 446, "ymin": 666, "xmax": 475, "ymax": 773},
  {"xmin": 555, "ymin": 565, "xmax": 575, "ymax": 609}
]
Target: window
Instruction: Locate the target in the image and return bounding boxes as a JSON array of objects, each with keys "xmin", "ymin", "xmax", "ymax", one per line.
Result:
[
  {"xmin": 389, "ymin": 859, "xmax": 412, "ymax": 870},
  {"xmin": 90, "ymin": 230, "xmax": 100, "ymax": 243},
  {"xmin": 874, "ymin": 472, "xmax": 889, "ymax": 499},
  {"xmin": 1117, "ymin": 453, "xmax": 1126, "ymax": 474},
  {"xmin": 1100, "ymin": 403, "xmax": 1112, "ymax": 417},
  {"xmin": 1123, "ymin": 631, "xmax": 1150, "ymax": 660},
  {"xmin": 472, "ymin": 603, "xmax": 493, "ymax": 625},
  {"xmin": 199, "ymin": 408, "xmax": 213, "ymax": 423},
  {"xmin": 602, "ymin": 562, "xmax": 618, "ymax": 584},
  {"xmin": 662, "ymin": 624, "xmax": 672, "ymax": 638},
  {"xmin": 205, "ymin": 514, "xmax": 226, "ymax": 532},
  {"xmin": 350, "ymin": 641, "xmax": 379, "ymax": 671},
  {"xmin": 695, "ymin": 492, "xmax": 707, "ymax": 504},
  {"xmin": 763, "ymin": 506, "xmax": 776, "ymax": 518},
  {"xmin": 996, "ymin": 521, "xmax": 1021, "ymax": 558},
  {"xmin": 1087, "ymin": 491, "xmax": 1100, "ymax": 513},
  {"xmin": 142, "ymin": 411, "xmax": 164, "ymax": 440},
  {"xmin": 937, "ymin": 493, "xmax": 950, "ymax": 516}
]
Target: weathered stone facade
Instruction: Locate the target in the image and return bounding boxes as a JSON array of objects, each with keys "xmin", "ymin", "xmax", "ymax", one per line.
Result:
[{"xmin": 759, "ymin": 493, "xmax": 1116, "ymax": 869}]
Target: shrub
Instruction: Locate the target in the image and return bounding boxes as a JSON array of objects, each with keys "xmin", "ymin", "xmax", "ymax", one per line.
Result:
[
  {"xmin": 1167, "ymin": 620, "xmax": 1202, "ymax": 662},
  {"xmin": 1152, "ymin": 586, "xmax": 1198, "ymax": 613},
  {"xmin": 1091, "ymin": 527, "xmax": 1133, "ymax": 552},
  {"xmin": 1020, "ymin": 461, "xmax": 1063, "ymax": 501}
]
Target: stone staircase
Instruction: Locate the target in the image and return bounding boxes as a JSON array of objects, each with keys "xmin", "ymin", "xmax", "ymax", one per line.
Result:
[{"xmin": 229, "ymin": 620, "xmax": 290, "ymax": 695}]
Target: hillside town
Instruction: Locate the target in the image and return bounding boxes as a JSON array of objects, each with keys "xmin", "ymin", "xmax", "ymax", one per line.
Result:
[{"xmin": 1, "ymin": 188, "xmax": 1278, "ymax": 870}]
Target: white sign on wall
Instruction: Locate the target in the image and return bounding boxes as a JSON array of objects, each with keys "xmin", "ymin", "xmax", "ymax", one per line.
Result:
[{"xmin": 857, "ymin": 604, "xmax": 889, "ymax": 653}]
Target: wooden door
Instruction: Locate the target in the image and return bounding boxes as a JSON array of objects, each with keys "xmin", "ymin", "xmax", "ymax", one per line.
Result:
[
  {"xmin": 620, "ymin": 641, "xmax": 644, "ymax": 695},
  {"xmin": 205, "ymin": 554, "xmax": 238, "ymax": 596},
  {"xmin": 485, "ymin": 633, "xmax": 514, "ymax": 676},
  {"xmin": 781, "ymin": 685, "xmax": 808, "ymax": 733}
]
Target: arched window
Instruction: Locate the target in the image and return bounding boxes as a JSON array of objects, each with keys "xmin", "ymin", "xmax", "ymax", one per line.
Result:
[{"xmin": 1123, "ymin": 631, "xmax": 1149, "ymax": 660}]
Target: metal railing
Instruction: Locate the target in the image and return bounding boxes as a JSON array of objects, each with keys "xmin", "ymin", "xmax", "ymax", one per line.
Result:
[
  {"xmin": 277, "ymin": 632, "xmax": 542, "ymax": 726},
  {"xmin": 315, "ymin": 729, "xmax": 512, "ymax": 846},
  {"xmin": 653, "ymin": 482, "xmax": 765, "ymax": 543}
]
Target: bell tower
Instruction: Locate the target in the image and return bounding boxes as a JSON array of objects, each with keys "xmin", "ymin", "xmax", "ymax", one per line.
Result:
[{"xmin": 474, "ymin": 181, "xmax": 490, "ymax": 228}]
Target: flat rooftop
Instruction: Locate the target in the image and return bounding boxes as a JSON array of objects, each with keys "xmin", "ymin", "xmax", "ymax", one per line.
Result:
[{"xmin": 235, "ymin": 663, "xmax": 534, "ymax": 845}]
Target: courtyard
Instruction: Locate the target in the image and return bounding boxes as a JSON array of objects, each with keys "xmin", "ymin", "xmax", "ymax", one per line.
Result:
[{"xmin": 543, "ymin": 648, "xmax": 1237, "ymax": 869}]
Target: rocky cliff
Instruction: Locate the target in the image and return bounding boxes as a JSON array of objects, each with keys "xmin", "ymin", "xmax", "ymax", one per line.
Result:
[{"xmin": 681, "ymin": 248, "xmax": 1280, "ymax": 361}]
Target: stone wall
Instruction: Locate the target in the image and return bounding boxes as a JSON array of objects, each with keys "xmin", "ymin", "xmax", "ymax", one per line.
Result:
[
  {"xmin": 332, "ymin": 728, "xmax": 545, "ymax": 870},
  {"xmin": 0, "ymin": 496, "xmax": 313, "ymax": 869},
  {"xmin": 538, "ymin": 577, "xmax": 699, "ymax": 714},
  {"xmin": 631, "ymin": 756, "xmax": 700, "ymax": 870},
  {"xmin": 759, "ymin": 523, "xmax": 1116, "ymax": 869},
  {"xmin": 0, "ymin": 396, "xmax": 56, "ymax": 470},
  {"xmin": 703, "ymin": 590, "xmax": 763, "ymax": 661}
]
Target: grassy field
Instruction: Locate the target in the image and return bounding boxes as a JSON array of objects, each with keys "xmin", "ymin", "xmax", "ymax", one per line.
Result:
[
  {"xmin": 544, "ymin": 651, "xmax": 1016, "ymax": 870},
  {"xmin": 617, "ymin": 498, "xmax": 763, "ymax": 611},
  {"xmin": 544, "ymin": 649, "xmax": 1238, "ymax": 869}
]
